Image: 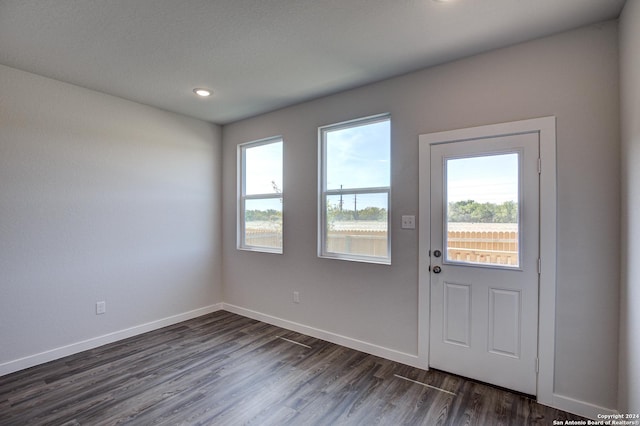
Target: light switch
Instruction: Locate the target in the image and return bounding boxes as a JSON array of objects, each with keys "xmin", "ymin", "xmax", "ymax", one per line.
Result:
[{"xmin": 401, "ymin": 215, "xmax": 415, "ymax": 229}]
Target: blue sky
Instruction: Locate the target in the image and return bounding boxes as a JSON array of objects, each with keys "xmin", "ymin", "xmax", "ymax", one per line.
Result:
[
  {"xmin": 244, "ymin": 141, "xmax": 283, "ymax": 195},
  {"xmin": 324, "ymin": 119, "xmax": 390, "ymax": 211},
  {"xmin": 244, "ymin": 120, "xmax": 390, "ymax": 214},
  {"xmin": 323, "ymin": 121, "xmax": 519, "ymax": 209},
  {"xmin": 446, "ymin": 153, "xmax": 519, "ymax": 204},
  {"xmin": 325, "ymin": 120, "xmax": 390, "ymax": 191},
  {"xmin": 244, "ymin": 124, "xmax": 517, "ymax": 214}
]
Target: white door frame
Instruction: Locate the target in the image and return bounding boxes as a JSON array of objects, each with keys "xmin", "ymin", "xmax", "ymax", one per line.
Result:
[{"xmin": 418, "ymin": 116, "xmax": 556, "ymax": 405}]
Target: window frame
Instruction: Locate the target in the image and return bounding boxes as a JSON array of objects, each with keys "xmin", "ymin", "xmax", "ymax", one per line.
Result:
[
  {"xmin": 237, "ymin": 136, "xmax": 284, "ymax": 254},
  {"xmin": 318, "ymin": 113, "xmax": 391, "ymax": 264}
]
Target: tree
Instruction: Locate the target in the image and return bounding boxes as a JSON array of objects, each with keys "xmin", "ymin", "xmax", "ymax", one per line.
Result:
[
  {"xmin": 326, "ymin": 203, "xmax": 387, "ymax": 223},
  {"xmin": 245, "ymin": 209, "xmax": 282, "ymax": 222},
  {"xmin": 448, "ymin": 200, "xmax": 517, "ymax": 223}
]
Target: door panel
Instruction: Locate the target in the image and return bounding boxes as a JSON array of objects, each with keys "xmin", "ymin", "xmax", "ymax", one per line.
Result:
[
  {"xmin": 429, "ymin": 132, "xmax": 539, "ymax": 395},
  {"xmin": 488, "ymin": 288, "xmax": 521, "ymax": 357},
  {"xmin": 443, "ymin": 282, "xmax": 471, "ymax": 347}
]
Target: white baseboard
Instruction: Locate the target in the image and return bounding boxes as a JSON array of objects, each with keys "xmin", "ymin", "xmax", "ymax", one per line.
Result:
[
  {"xmin": 549, "ymin": 393, "xmax": 618, "ymax": 421},
  {"xmin": 0, "ymin": 303, "xmax": 223, "ymax": 377},
  {"xmin": 222, "ymin": 303, "xmax": 422, "ymax": 369}
]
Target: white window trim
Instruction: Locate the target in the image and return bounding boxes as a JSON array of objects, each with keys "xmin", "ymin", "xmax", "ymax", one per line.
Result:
[
  {"xmin": 237, "ymin": 136, "xmax": 283, "ymax": 254},
  {"xmin": 318, "ymin": 113, "xmax": 391, "ymax": 264}
]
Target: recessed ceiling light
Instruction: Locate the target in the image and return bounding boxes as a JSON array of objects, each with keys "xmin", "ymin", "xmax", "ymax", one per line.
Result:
[{"xmin": 193, "ymin": 88, "xmax": 212, "ymax": 97}]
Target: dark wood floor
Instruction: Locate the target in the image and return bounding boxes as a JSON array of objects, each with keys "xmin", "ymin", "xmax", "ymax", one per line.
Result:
[{"xmin": 0, "ymin": 311, "xmax": 586, "ymax": 425}]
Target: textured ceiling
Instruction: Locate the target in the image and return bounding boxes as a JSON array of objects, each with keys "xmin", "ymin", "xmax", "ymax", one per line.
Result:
[{"xmin": 0, "ymin": 0, "xmax": 626, "ymax": 124}]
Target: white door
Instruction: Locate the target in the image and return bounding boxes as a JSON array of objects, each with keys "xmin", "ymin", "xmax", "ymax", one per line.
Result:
[{"xmin": 428, "ymin": 132, "xmax": 539, "ymax": 395}]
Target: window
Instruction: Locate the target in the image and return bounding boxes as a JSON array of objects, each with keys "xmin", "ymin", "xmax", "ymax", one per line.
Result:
[
  {"xmin": 445, "ymin": 152, "xmax": 521, "ymax": 268},
  {"xmin": 238, "ymin": 137, "xmax": 283, "ymax": 253},
  {"xmin": 319, "ymin": 114, "xmax": 391, "ymax": 264}
]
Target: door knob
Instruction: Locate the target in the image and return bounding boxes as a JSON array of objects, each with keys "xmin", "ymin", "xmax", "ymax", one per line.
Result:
[
  {"xmin": 433, "ymin": 266, "xmax": 442, "ymax": 274},
  {"xmin": 433, "ymin": 250, "xmax": 442, "ymax": 258}
]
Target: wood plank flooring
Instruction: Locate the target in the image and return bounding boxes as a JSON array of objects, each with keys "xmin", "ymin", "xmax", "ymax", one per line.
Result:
[{"xmin": 0, "ymin": 311, "xmax": 586, "ymax": 425}]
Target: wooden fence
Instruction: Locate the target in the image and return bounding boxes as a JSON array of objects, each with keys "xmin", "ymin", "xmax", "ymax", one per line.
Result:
[
  {"xmin": 447, "ymin": 229, "xmax": 518, "ymax": 266},
  {"xmin": 326, "ymin": 230, "xmax": 388, "ymax": 257},
  {"xmin": 245, "ymin": 224, "xmax": 518, "ymax": 265},
  {"xmin": 245, "ymin": 230, "xmax": 282, "ymax": 249}
]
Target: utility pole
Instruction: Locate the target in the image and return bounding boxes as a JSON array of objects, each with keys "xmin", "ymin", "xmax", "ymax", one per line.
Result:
[{"xmin": 354, "ymin": 194, "xmax": 358, "ymax": 219}]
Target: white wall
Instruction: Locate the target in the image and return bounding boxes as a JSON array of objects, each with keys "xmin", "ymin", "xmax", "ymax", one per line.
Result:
[
  {"xmin": 0, "ymin": 64, "xmax": 223, "ymax": 373},
  {"xmin": 619, "ymin": 0, "xmax": 640, "ymax": 414},
  {"xmin": 222, "ymin": 22, "xmax": 620, "ymax": 414}
]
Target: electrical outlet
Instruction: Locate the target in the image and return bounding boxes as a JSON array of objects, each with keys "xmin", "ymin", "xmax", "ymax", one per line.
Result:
[
  {"xmin": 401, "ymin": 215, "xmax": 415, "ymax": 229},
  {"xmin": 293, "ymin": 291, "xmax": 300, "ymax": 304},
  {"xmin": 96, "ymin": 301, "xmax": 106, "ymax": 315}
]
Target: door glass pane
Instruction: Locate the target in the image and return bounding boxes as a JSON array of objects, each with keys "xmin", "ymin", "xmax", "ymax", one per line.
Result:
[{"xmin": 445, "ymin": 153, "xmax": 519, "ymax": 267}]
